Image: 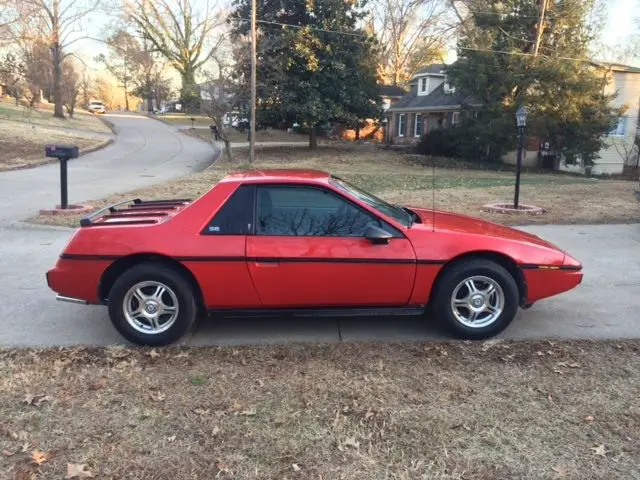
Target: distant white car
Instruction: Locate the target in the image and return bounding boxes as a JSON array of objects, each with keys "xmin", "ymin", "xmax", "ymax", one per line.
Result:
[{"xmin": 87, "ymin": 101, "xmax": 106, "ymax": 114}]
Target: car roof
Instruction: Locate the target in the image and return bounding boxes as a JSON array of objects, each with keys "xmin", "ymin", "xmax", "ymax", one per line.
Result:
[{"xmin": 221, "ymin": 169, "xmax": 332, "ymax": 184}]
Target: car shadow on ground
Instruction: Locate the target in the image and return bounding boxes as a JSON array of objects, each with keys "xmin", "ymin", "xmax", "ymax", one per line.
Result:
[{"xmin": 187, "ymin": 314, "xmax": 451, "ymax": 346}]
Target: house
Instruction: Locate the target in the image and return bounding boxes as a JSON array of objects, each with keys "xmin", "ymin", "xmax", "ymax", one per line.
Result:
[
  {"xmin": 557, "ymin": 63, "xmax": 640, "ymax": 176},
  {"xmin": 378, "ymin": 84, "xmax": 407, "ymax": 112},
  {"xmin": 385, "ymin": 64, "xmax": 481, "ymax": 145}
]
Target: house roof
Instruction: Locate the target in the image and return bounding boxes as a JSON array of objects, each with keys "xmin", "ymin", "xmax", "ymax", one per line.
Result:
[
  {"xmin": 589, "ymin": 61, "xmax": 640, "ymax": 73},
  {"xmin": 377, "ymin": 84, "xmax": 407, "ymax": 98},
  {"xmin": 387, "ymin": 83, "xmax": 481, "ymax": 112},
  {"xmin": 414, "ymin": 63, "xmax": 447, "ymax": 76}
]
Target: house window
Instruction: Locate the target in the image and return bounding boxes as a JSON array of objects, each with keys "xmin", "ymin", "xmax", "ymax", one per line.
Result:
[
  {"xmin": 398, "ymin": 114, "xmax": 406, "ymax": 137},
  {"xmin": 420, "ymin": 77, "xmax": 427, "ymax": 94},
  {"xmin": 414, "ymin": 114, "xmax": 423, "ymax": 137},
  {"xmin": 451, "ymin": 112, "xmax": 460, "ymax": 126},
  {"xmin": 610, "ymin": 116, "xmax": 628, "ymax": 136}
]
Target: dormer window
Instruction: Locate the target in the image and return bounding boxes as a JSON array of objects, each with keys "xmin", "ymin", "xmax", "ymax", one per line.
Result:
[{"xmin": 420, "ymin": 77, "xmax": 427, "ymax": 94}]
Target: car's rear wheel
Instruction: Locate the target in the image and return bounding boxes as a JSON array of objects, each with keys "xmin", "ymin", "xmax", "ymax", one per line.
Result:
[
  {"xmin": 107, "ymin": 263, "xmax": 197, "ymax": 346},
  {"xmin": 433, "ymin": 259, "xmax": 519, "ymax": 339}
]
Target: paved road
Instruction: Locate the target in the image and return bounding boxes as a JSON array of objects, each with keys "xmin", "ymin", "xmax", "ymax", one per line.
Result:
[
  {"xmin": 0, "ymin": 113, "xmax": 215, "ymax": 222},
  {"xmin": 0, "ymin": 220, "xmax": 638, "ymax": 347}
]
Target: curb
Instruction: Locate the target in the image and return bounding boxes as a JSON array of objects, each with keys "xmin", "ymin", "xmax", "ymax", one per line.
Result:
[{"xmin": 98, "ymin": 116, "xmax": 118, "ymax": 134}]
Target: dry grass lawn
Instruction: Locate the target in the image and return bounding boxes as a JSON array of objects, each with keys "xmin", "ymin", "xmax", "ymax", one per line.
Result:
[
  {"xmin": 183, "ymin": 126, "xmax": 310, "ymax": 144},
  {"xmin": 0, "ymin": 121, "xmax": 111, "ymax": 172},
  {"xmin": 1, "ymin": 340, "xmax": 639, "ymax": 479},
  {"xmin": 30, "ymin": 144, "xmax": 638, "ymax": 228},
  {"xmin": 0, "ymin": 101, "xmax": 112, "ymax": 134}
]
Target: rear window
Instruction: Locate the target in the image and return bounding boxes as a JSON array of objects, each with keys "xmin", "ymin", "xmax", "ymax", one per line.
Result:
[{"xmin": 203, "ymin": 185, "xmax": 255, "ymax": 235}]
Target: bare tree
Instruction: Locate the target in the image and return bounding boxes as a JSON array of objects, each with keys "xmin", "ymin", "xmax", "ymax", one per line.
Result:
[
  {"xmin": 5, "ymin": 0, "xmax": 101, "ymax": 118},
  {"xmin": 126, "ymin": 0, "xmax": 223, "ymax": 112},
  {"xmin": 0, "ymin": 53, "xmax": 22, "ymax": 102},
  {"xmin": 61, "ymin": 58, "xmax": 80, "ymax": 116},
  {"xmin": 96, "ymin": 30, "xmax": 142, "ymax": 111},
  {"xmin": 94, "ymin": 76, "xmax": 115, "ymax": 108},
  {"xmin": 367, "ymin": 0, "xmax": 451, "ymax": 85},
  {"xmin": 201, "ymin": 56, "xmax": 236, "ymax": 162},
  {"xmin": 19, "ymin": 40, "xmax": 52, "ymax": 107},
  {"xmin": 79, "ymin": 63, "xmax": 93, "ymax": 107}
]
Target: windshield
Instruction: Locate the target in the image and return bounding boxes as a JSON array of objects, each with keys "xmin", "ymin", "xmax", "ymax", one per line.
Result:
[{"xmin": 330, "ymin": 177, "xmax": 412, "ymax": 228}]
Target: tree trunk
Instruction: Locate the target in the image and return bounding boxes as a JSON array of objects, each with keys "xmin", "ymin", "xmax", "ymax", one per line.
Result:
[
  {"xmin": 124, "ymin": 84, "xmax": 130, "ymax": 111},
  {"xmin": 180, "ymin": 68, "xmax": 197, "ymax": 113},
  {"xmin": 309, "ymin": 125, "xmax": 317, "ymax": 149},
  {"xmin": 52, "ymin": 43, "xmax": 64, "ymax": 119},
  {"xmin": 355, "ymin": 125, "xmax": 360, "ymax": 140},
  {"xmin": 146, "ymin": 96, "xmax": 153, "ymax": 112},
  {"xmin": 224, "ymin": 139, "xmax": 233, "ymax": 162}
]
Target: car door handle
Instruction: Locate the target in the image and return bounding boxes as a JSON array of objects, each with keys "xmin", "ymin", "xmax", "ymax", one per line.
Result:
[{"xmin": 253, "ymin": 258, "xmax": 279, "ymax": 266}]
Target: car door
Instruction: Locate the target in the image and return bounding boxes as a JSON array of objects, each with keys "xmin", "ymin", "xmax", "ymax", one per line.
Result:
[{"xmin": 245, "ymin": 184, "xmax": 417, "ymax": 307}]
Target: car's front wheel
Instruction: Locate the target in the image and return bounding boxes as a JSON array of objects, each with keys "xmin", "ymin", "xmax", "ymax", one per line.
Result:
[
  {"xmin": 433, "ymin": 259, "xmax": 519, "ymax": 339},
  {"xmin": 107, "ymin": 263, "xmax": 197, "ymax": 346}
]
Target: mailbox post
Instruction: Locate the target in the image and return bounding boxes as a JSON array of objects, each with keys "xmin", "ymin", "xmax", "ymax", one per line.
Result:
[{"xmin": 45, "ymin": 145, "xmax": 79, "ymax": 209}]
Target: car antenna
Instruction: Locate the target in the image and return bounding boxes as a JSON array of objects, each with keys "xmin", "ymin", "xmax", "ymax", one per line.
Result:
[{"xmin": 432, "ymin": 154, "xmax": 435, "ymax": 232}]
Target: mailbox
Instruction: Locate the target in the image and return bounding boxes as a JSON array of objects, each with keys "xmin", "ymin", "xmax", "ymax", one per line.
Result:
[
  {"xmin": 45, "ymin": 144, "xmax": 79, "ymax": 209},
  {"xmin": 45, "ymin": 144, "xmax": 79, "ymax": 159}
]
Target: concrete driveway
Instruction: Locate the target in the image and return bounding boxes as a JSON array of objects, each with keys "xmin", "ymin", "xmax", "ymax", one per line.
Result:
[
  {"xmin": 0, "ymin": 113, "xmax": 215, "ymax": 222},
  {"xmin": 0, "ymin": 219, "xmax": 638, "ymax": 347}
]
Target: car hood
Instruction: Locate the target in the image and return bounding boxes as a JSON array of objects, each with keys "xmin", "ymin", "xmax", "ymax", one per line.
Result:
[{"xmin": 409, "ymin": 208, "xmax": 561, "ymax": 251}]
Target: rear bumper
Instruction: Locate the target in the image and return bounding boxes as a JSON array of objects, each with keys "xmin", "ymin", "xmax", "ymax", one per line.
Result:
[
  {"xmin": 46, "ymin": 258, "xmax": 109, "ymax": 305},
  {"xmin": 56, "ymin": 295, "xmax": 89, "ymax": 305}
]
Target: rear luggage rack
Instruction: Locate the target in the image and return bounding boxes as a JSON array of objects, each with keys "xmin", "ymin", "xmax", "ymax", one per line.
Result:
[{"xmin": 80, "ymin": 198, "xmax": 190, "ymax": 227}]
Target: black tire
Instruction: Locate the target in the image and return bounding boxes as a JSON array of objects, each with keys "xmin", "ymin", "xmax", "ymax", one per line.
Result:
[
  {"xmin": 432, "ymin": 259, "xmax": 519, "ymax": 339},
  {"xmin": 107, "ymin": 262, "xmax": 197, "ymax": 346}
]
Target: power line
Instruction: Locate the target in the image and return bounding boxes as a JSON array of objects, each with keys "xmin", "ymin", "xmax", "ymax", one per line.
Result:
[
  {"xmin": 463, "ymin": 9, "xmax": 557, "ymax": 20},
  {"xmin": 457, "ymin": 46, "xmax": 592, "ymax": 63},
  {"xmin": 239, "ymin": 18, "xmax": 367, "ymax": 37}
]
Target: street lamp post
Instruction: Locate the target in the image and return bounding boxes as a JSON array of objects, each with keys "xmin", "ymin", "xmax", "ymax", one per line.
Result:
[{"xmin": 514, "ymin": 105, "xmax": 528, "ymax": 209}]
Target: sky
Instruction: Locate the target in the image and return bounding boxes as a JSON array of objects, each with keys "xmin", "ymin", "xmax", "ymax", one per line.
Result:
[
  {"xmin": 602, "ymin": 0, "xmax": 637, "ymax": 46},
  {"xmin": 75, "ymin": 0, "xmax": 639, "ymax": 83}
]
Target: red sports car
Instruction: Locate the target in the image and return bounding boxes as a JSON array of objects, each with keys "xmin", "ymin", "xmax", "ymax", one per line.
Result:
[{"xmin": 46, "ymin": 169, "xmax": 583, "ymax": 346}]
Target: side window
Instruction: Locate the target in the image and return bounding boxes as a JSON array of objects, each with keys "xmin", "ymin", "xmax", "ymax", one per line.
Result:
[
  {"xmin": 204, "ymin": 185, "xmax": 255, "ymax": 235},
  {"xmin": 256, "ymin": 186, "xmax": 379, "ymax": 237}
]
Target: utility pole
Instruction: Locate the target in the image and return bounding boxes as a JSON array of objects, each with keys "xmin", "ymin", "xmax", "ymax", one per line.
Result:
[
  {"xmin": 533, "ymin": 0, "xmax": 547, "ymax": 57},
  {"xmin": 249, "ymin": 0, "xmax": 257, "ymax": 163}
]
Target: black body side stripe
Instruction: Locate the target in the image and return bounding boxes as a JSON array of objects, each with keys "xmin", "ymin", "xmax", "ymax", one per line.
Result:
[
  {"xmin": 60, "ymin": 254, "xmax": 121, "ymax": 261},
  {"xmin": 60, "ymin": 254, "xmax": 446, "ymax": 265}
]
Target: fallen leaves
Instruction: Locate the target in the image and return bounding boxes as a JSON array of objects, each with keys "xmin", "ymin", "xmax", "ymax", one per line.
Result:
[
  {"xmin": 23, "ymin": 394, "xmax": 52, "ymax": 407},
  {"xmin": 3, "ymin": 448, "xmax": 16, "ymax": 457},
  {"xmin": 552, "ymin": 465, "xmax": 570, "ymax": 479},
  {"xmin": 292, "ymin": 463, "xmax": 301, "ymax": 472},
  {"xmin": 88, "ymin": 377, "xmax": 107, "ymax": 391},
  {"xmin": 338, "ymin": 436, "xmax": 360, "ymax": 451},
  {"xmin": 30, "ymin": 449, "xmax": 49, "ymax": 465},
  {"xmin": 591, "ymin": 444, "xmax": 608, "ymax": 457},
  {"xmin": 150, "ymin": 391, "xmax": 166, "ymax": 402},
  {"xmin": 67, "ymin": 463, "xmax": 94, "ymax": 478},
  {"xmin": 146, "ymin": 349, "xmax": 161, "ymax": 359}
]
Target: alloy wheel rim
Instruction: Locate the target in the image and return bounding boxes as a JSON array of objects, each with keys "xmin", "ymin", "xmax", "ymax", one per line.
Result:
[
  {"xmin": 450, "ymin": 275, "xmax": 505, "ymax": 328},
  {"xmin": 123, "ymin": 281, "xmax": 179, "ymax": 335}
]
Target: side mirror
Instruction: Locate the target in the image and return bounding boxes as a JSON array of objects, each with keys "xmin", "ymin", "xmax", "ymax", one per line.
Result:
[{"xmin": 364, "ymin": 224, "xmax": 393, "ymax": 245}]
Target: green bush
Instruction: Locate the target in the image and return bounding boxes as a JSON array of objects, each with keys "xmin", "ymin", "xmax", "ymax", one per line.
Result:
[{"xmin": 415, "ymin": 129, "xmax": 461, "ymax": 157}]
